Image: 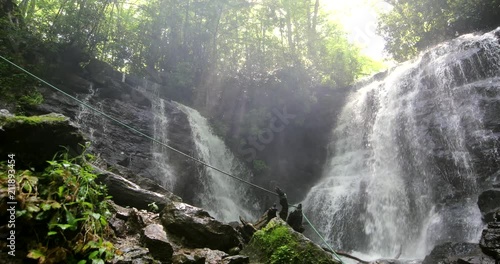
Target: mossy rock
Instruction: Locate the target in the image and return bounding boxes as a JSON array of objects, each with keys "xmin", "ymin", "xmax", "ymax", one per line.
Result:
[
  {"xmin": 0, "ymin": 113, "xmax": 68, "ymax": 126},
  {"xmin": 0, "ymin": 112, "xmax": 85, "ymax": 169},
  {"xmin": 241, "ymin": 218, "xmax": 340, "ymax": 264}
]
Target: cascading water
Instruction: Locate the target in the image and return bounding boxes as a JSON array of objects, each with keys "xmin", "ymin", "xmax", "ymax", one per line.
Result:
[
  {"xmin": 176, "ymin": 103, "xmax": 259, "ymax": 222},
  {"xmin": 150, "ymin": 89, "xmax": 176, "ymax": 189},
  {"xmin": 303, "ymin": 29, "xmax": 500, "ymax": 259},
  {"xmin": 75, "ymin": 84, "xmax": 108, "ymax": 143}
]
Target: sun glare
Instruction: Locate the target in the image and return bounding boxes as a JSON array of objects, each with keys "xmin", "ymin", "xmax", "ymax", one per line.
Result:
[{"xmin": 322, "ymin": 0, "xmax": 391, "ymax": 61}]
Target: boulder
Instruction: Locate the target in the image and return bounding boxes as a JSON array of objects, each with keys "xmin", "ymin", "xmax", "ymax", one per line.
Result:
[
  {"xmin": 191, "ymin": 248, "xmax": 227, "ymax": 264},
  {"xmin": 422, "ymin": 242, "xmax": 495, "ymax": 264},
  {"xmin": 0, "ymin": 112, "xmax": 85, "ymax": 169},
  {"xmin": 240, "ymin": 218, "xmax": 340, "ymax": 264},
  {"xmin": 113, "ymin": 246, "xmax": 155, "ymax": 264},
  {"xmin": 477, "ymin": 190, "xmax": 500, "ymax": 222},
  {"xmin": 96, "ymin": 168, "xmax": 178, "ymax": 210},
  {"xmin": 172, "ymin": 248, "xmax": 228, "ymax": 264},
  {"xmin": 141, "ymin": 224, "xmax": 174, "ymax": 262},
  {"xmin": 160, "ymin": 202, "xmax": 241, "ymax": 251},
  {"xmin": 172, "ymin": 252, "xmax": 204, "ymax": 264},
  {"xmin": 480, "ymin": 222, "xmax": 500, "ymax": 260}
]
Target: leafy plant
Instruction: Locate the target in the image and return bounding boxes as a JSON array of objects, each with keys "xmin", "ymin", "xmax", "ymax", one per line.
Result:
[
  {"xmin": 0, "ymin": 152, "xmax": 115, "ymax": 263},
  {"xmin": 147, "ymin": 202, "xmax": 159, "ymax": 213},
  {"xmin": 0, "ymin": 59, "xmax": 43, "ymax": 112}
]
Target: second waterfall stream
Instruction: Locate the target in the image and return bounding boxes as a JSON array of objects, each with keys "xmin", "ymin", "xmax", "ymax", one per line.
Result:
[{"xmin": 150, "ymin": 90, "xmax": 258, "ymax": 222}]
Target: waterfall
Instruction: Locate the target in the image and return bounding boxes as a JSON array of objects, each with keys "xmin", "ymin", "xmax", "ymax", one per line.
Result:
[
  {"xmin": 75, "ymin": 84, "xmax": 107, "ymax": 143},
  {"xmin": 303, "ymin": 29, "xmax": 500, "ymax": 259},
  {"xmin": 176, "ymin": 103, "xmax": 258, "ymax": 222},
  {"xmin": 151, "ymin": 95, "xmax": 176, "ymax": 189}
]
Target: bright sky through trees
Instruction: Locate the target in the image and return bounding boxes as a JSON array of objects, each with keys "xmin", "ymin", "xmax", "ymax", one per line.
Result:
[{"xmin": 322, "ymin": 0, "xmax": 390, "ymax": 61}]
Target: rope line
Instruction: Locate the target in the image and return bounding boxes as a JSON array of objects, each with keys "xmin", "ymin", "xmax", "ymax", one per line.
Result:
[
  {"xmin": 302, "ymin": 213, "xmax": 344, "ymax": 263},
  {"xmin": 0, "ymin": 54, "xmax": 343, "ymax": 264}
]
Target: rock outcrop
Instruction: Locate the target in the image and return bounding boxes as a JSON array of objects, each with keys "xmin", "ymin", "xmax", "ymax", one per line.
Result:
[
  {"xmin": 95, "ymin": 166, "xmax": 181, "ymax": 210},
  {"xmin": 161, "ymin": 201, "xmax": 243, "ymax": 252},
  {"xmin": 478, "ymin": 189, "xmax": 500, "ymax": 222},
  {"xmin": 241, "ymin": 218, "xmax": 340, "ymax": 264},
  {"xmin": 422, "ymin": 242, "xmax": 494, "ymax": 264},
  {"xmin": 480, "ymin": 222, "xmax": 500, "ymax": 260},
  {"xmin": 0, "ymin": 111, "xmax": 85, "ymax": 169},
  {"xmin": 31, "ymin": 62, "xmax": 202, "ymax": 205}
]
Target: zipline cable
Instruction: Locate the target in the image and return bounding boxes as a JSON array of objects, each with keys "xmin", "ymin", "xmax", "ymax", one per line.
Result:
[{"xmin": 0, "ymin": 54, "xmax": 344, "ymax": 264}]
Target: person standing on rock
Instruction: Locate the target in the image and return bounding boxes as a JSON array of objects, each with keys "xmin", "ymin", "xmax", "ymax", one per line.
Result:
[
  {"xmin": 287, "ymin": 204, "xmax": 305, "ymax": 233},
  {"xmin": 275, "ymin": 187, "xmax": 288, "ymax": 220}
]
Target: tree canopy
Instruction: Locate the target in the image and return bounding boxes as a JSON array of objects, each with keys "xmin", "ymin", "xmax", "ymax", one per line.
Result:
[
  {"xmin": 4, "ymin": 0, "xmax": 382, "ymax": 89},
  {"xmin": 378, "ymin": 0, "xmax": 500, "ymax": 62}
]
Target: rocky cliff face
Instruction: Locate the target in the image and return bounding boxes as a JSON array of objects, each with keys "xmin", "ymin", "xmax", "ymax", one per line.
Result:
[{"xmin": 26, "ymin": 56, "xmax": 201, "ymax": 204}]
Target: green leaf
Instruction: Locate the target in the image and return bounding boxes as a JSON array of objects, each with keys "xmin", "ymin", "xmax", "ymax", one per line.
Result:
[
  {"xmin": 35, "ymin": 211, "xmax": 50, "ymax": 221},
  {"xmin": 77, "ymin": 260, "xmax": 87, "ymax": 264},
  {"xmin": 58, "ymin": 186, "xmax": 65, "ymax": 197},
  {"xmin": 88, "ymin": 250, "xmax": 99, "ymax": 259},
  {"xmin": 26, "ymin": 204, "xmax": 40, "ymax": 213},
  {"xmin": 90, "ymin": 213, "xmax": 101, "ymax": 220},
  {"xmin": 53, "ymin": 224, "xmax": 74, "ymax": 230},
  {"xmin": 82, "ymin": 201, "xmax": 94, "ymax": 209},
  {"xmin": 66, "ymin": 210, "xmax": 76, "ymax": 225},
  {"xmin": 27, "ymin": 249, "xmax": 45, "ymax": 260},
  {"xmin": 47, "ymin": 160, "xmax": 58, "ymax": 166},
  {"xmin": 16, "ymin": 210, "xmax": 27, "ymax": 218},
  {"xmin": 92, "ymin": 259, "xmax": 105, "ymax": 264},
  {"xmin": 47, "ymin": 231, "xmax": 58, "ymax": 236},
  {"xmin": 51, "ymin": 201, "xmax": 62, "ymax": 209},
  {"xmin": 41, "ymin": 203, "xmax": 52, "ymax": 211}
]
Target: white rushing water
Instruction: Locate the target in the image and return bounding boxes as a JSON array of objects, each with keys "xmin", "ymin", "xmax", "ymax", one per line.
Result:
[
  {"xmin": 303, "ymin": 29, "xmax": 500, "ymax": 259},
  {"xmin": 151, "ymin": 94, "xmax": 176, "ymax": 189},
  {"xmin": 75, "ymin": 84, "xmax": 108, "ymax": 142},
  {"xmin": 177, "ymin": 103, "xmax": 258, "ymax": 222}
]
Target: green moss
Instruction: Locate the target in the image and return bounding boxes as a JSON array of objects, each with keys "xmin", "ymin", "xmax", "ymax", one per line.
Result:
[
  {"xmin": 0, "ymin": 114, "xmax": 67, "ymax": 127},
  {"xmin": 245, "ymin": 219, "xmax": 339, "ymax": 264}
]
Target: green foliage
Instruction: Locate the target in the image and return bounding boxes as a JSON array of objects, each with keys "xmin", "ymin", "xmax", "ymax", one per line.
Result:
[
  {"xmin": 147, "ymin": 202, "xmax": 159, "ymax": 213},
  {"xmin": 0, "ymin": 58, "xmax": 43, "ymax": 112},
  {"xmin": 0, "ymin": 152, "xmax": 115, "ymax": 263},
  {"xmin": 378, "ymin": 0, "xmax": 500, "ymax": 62},
  {"xmin": 249, "ymin": 220, "xmax": 337, "ymax": 264},
  {"xmin": 252, "ymin": 223, "xmax": 297, "ymax": 262}
]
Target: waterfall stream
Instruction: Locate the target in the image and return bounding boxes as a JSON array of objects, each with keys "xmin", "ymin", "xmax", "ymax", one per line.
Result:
[
  {"xmin": 303, "ymin": 29, "xmax": 500, "ymax": 259},
  {"xmin": 176, "ymin": 104, "xmax": 258, "ymax": 222},
  {"xmin": 75, "ymin": 84, "xmax": 108, "ymax": 144},
  {"xmin": 151, "ymin": 96, "xmax": 176, "ymax": 189}
]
